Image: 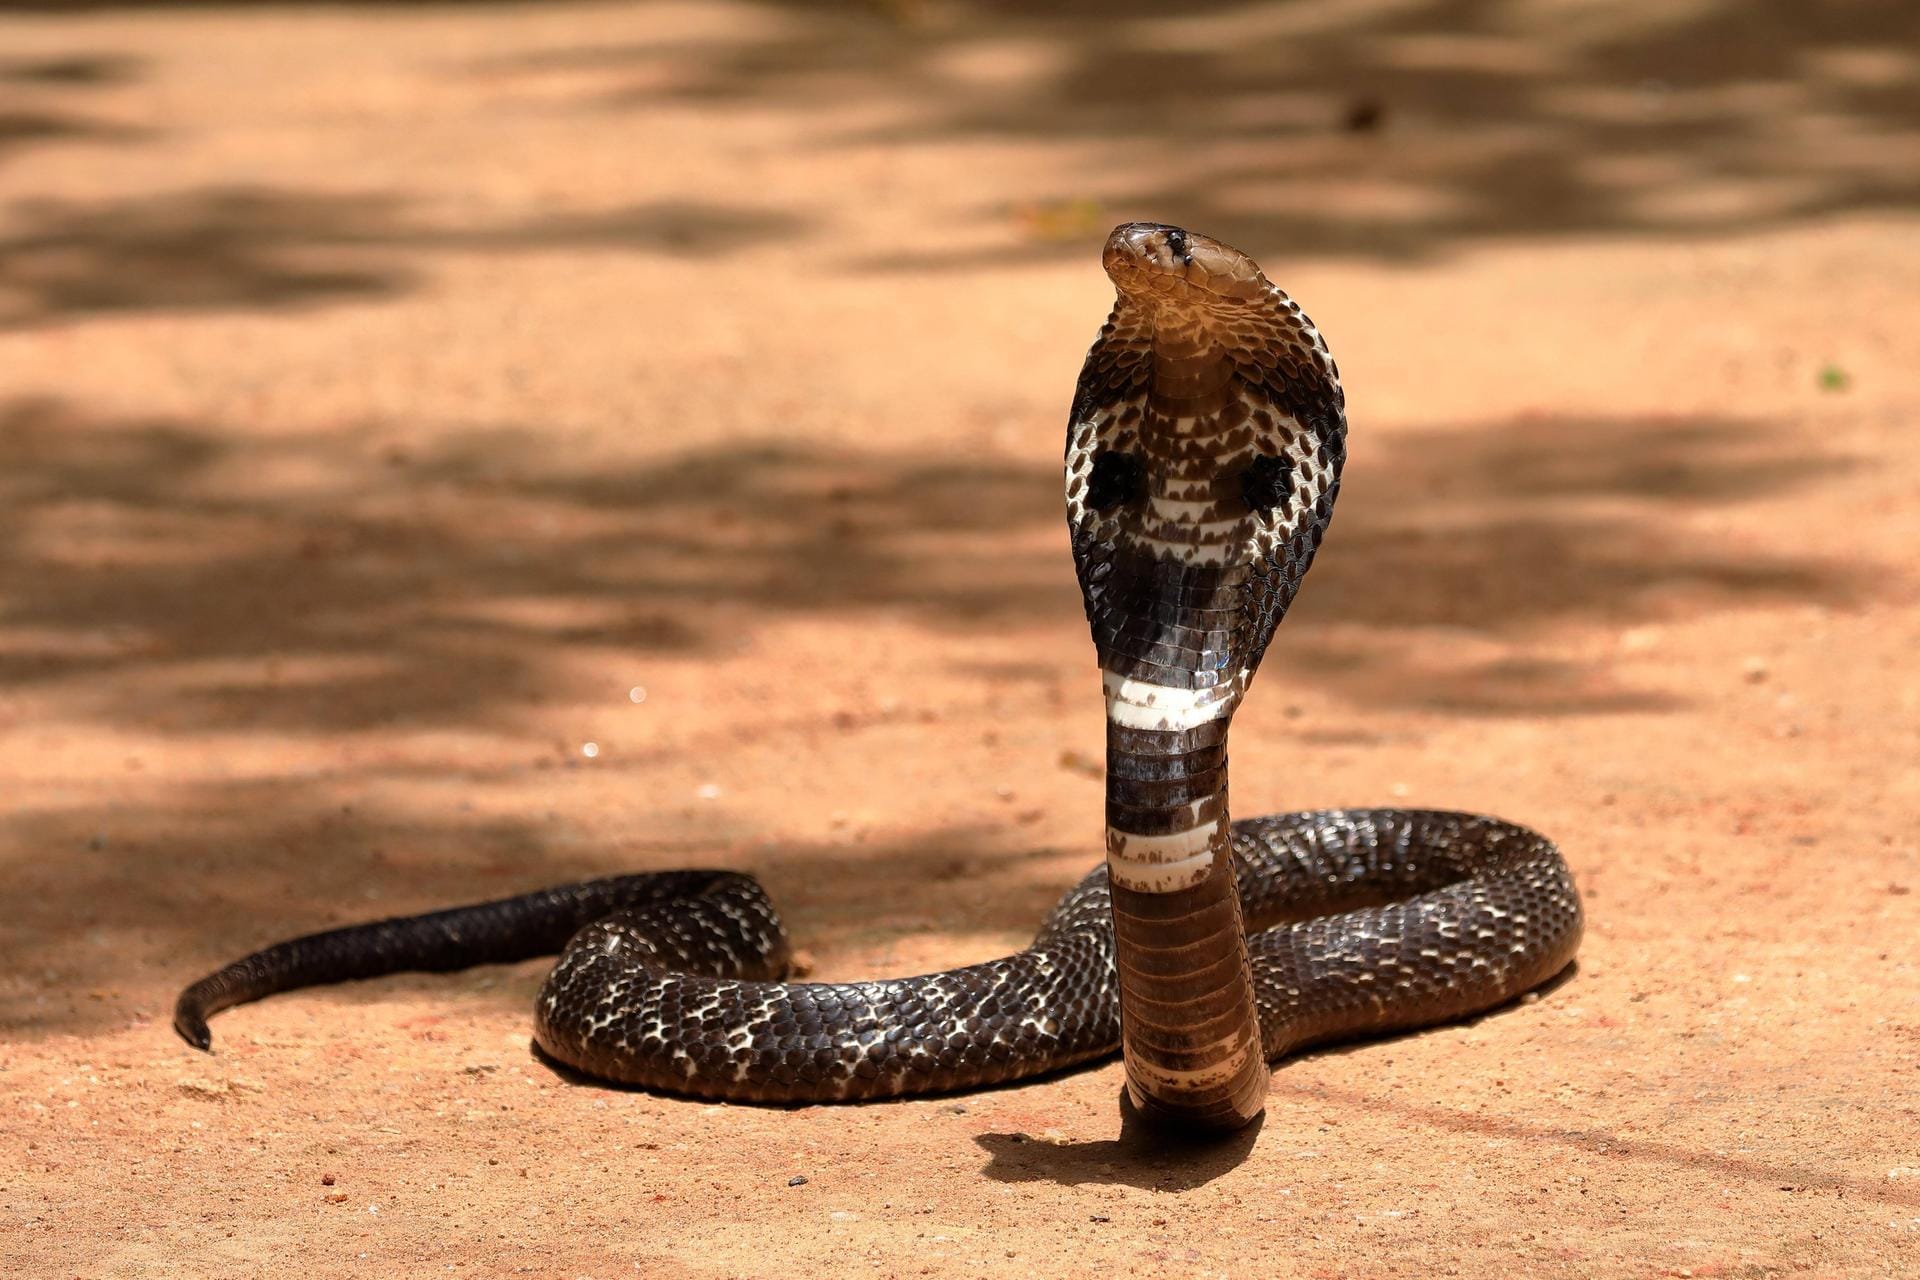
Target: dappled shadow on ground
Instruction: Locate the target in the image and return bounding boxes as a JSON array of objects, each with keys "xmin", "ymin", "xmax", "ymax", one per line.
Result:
[
  {"xmin": 0, "ymin": 776, "xmax": 623, "ymax": 1039},
  {"xmin": 0, "ymin": 398, "xmax": 1862, "ymax": 736},
  {"xmin": 456, "ymin": 0, "xmax": 1920, "ymax": 268},
  {"xmin": 0, "ymin": 189, "xmax": 805, "ymax": 328},
  {"xmin": 0, "ymin": 27, "xmax": 802, "ymax": 325},
  {"xmin": 0, "ymin": 107, "xmax": 144, "ymax": 163},
  {"xmin": 0, "ymin": 52, "xmax": 147, "ymax": 169},
  {"xmin": 0, "ymin": 764, "xmax": 1079, "ymax": 1039},
  {"xmin": 6, "ymin": 3, "xmax": 1911, "ymax": 324},
  {"xmin": 0, "ymin": 397, "xmax": 1060, "ymax": 732},
  {"xmin": 0, "ymin": 395, "xmax": 1873, "ymax": 1038},
  {"xmin": 0, "ymin": 56, "xmax": 141, "ymax": 86},
  {"xmin": 1283, "ymin": 412, "xmax": 1863, "ymax": 715}
]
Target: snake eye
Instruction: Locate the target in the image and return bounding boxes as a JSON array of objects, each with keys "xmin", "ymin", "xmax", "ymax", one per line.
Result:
[
  {"xmin": 1240, "ymin": 454, "xmax": 1294, "ymax": 516},
  {"xmin": 1086, "ymin": 450, "xmax": 1145, "ymax": 512},
  {"xmin": 1165, "ymin": 228, "xmax": 1189, "ymax": 262}
]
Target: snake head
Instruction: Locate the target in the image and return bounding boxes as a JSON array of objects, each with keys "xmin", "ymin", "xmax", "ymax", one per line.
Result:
[
  {"xmin": 1100, "ymin": 221, "xmax": 1270, "ymax": 304},
  {"xmin": 1066, "ymin": 223, "xmax": 1347, "ymax": 726}
]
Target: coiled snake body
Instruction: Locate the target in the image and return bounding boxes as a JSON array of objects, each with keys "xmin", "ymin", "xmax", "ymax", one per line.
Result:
[{"xmin": 177, "ymin": 225, "xmax": 1582, "ymax": 1130}]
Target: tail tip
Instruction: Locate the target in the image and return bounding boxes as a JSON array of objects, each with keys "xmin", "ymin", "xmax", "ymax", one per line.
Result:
[{"xmin": 173, "ymin": 1008, "xmax": 214, "ymax": 1053}]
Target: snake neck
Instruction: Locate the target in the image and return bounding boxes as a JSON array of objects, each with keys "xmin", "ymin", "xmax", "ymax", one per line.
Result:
[
  {"xmin": 1103, "ymin": 712, "xmax": 1267, "ymax": 1130},
  {"xmin": 1091, "ymin": 308, "xmax": 1269, "ymax": 1130},
  {"xmin": 1069, "ymin": 224, "xmax": 1349, "ymax": 1131}
]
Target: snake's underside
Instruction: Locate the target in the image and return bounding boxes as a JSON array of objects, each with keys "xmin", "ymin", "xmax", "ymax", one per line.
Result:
[{"xmin": 176, "ymin": 224, "xmax": 1582, "ymax": 1119}]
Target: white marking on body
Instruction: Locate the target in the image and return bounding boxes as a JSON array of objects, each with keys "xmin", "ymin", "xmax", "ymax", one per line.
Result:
[
  {"xmin": 1106, "ymin": 843, "xmax": 1214, "ymax": 893},
  {"xmin": 1140, "ymin": 497, "xmax": 1221, "ymax": 521},
  {"xmin": 1102, "ymin": 671, "xmax": 1236, "ymax": 730},
  {"xmin": 1107, "ymin": 812, "xmax": 1223, "ymax": 892},
  {"xmin": 1141, "ymin": 538, "xmax": 1228, "ymax": 564},
  {"xmin": 1107, "ymin": 818, "xmax": 1221, "ymax": 861},
  {"xmin": 1124, "ymin": 1030, "xmax": 1258, "ymax": 1089},
  {"xmin": 1141, "ymin": 500, "xmax": 1241, "ymax": 523},
  {"xmin": 1137, "ymin": 517, "xmax": 1246, "ymax": 547}
]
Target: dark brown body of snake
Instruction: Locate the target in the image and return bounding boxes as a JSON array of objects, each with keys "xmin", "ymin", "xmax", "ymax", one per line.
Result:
[{"xmin": 176, "ymin": 224, "xmax": 1582, "ymax": 1131}]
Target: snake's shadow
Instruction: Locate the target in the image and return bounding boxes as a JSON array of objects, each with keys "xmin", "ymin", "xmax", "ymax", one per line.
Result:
[
  {"xmin": 536, "ymin": 1041, "xmax": 1258, "ymax": 1189},
  {"xmin": 974, "ymin": 1092, "xmax": 1263, "ymax": 1190},
  {"xmin": 971, "ymin": 959, "xmax": 1583, "ymax": 1190},
  {"xmin": 531, "ymin": 963, "xmax": 1584, "ymax": 1196}
]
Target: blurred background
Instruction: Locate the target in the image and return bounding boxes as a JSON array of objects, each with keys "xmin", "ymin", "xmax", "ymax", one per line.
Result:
[{"xmin": 2, "ymin": 2, "xmax": 1916, "ymax": 1277}]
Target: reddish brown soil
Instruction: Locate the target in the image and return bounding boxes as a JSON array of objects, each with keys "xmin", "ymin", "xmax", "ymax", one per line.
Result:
[{"xmin": 2, "ymin": 4, "xmax": 1916, "ymax": 1278}]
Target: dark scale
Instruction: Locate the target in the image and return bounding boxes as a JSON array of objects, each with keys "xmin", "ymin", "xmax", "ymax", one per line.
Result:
[
  {"xmin": 172, "ymin": 223, "xmax": 1580, "ymax": 1126},
  {"xmin": 1240, "ymin": 453, "xmax": 1295, "ymax": 516},
  {"xmin": 1085, "ymin": 450, "xmax": 1145, "ymax": 512}
]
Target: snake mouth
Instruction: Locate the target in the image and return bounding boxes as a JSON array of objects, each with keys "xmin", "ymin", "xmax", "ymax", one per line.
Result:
[{"xmin": 1102, "ymin": 222, "xmax": 1266, "ymax": 305}]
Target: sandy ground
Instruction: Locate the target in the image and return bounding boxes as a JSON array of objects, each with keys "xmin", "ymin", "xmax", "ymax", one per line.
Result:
[{"xmin": 2, "ymin": 2, "xmax": 1917, "ymax": 1277}]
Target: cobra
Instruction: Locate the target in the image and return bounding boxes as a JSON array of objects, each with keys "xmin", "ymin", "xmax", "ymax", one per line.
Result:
[{"xmin": 176, "ymin": 224, "xmax": 1582, "ymax": 1131}]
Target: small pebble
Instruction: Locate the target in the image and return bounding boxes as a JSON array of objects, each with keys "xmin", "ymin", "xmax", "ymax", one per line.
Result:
[
  {"xmin": 1343, "ymin": 97, "xmax": 1385, "ymax": 132},
  {"xmin": 1090, "ymin": 1213, "xmax": 1111, "ymax": 1223},
  {"xmin": 788, "ymin": 1175, "xmax": 808, "ymax": 1187},
  {"xmin": 321, "ymin": 1173, "xmax": 336, "ymax": 1186},
  {"xmin": 1619, "ymin": 625, "xmax": 1661, "ymax": 653},
  {"xmin": 628, "ymin": 686, "xmax": 647, "ymax": 704},
  {"xmin": 695, "ymin": 783, "xmax": 722, "ymax": 800},
  {"xmin": 1742, "ymin": 657, "xmax": 1769, "ymax": 684},
  {"xmin": 1057, "ymin": 749, "xmax": 1103, "ymax": 778}
]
